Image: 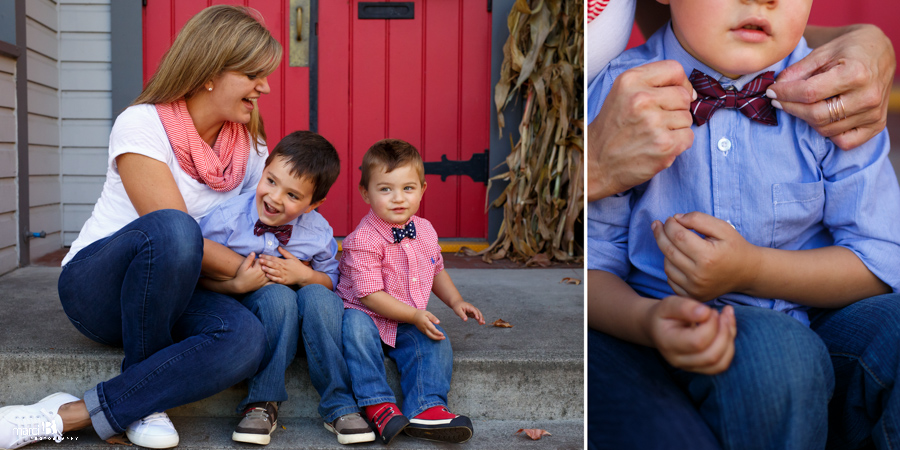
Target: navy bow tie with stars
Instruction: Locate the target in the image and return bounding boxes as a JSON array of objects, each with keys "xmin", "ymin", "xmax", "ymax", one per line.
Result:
[{"xmin": 392, "ymin": 221, "xmax": 417, "ymax": 243}]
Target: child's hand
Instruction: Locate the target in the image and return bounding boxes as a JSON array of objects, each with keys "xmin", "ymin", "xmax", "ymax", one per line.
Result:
[
  {"xmin": 231, "ymin": 252, "xmax": 270, "ymax": 293},
  {"xmin": 451, "ymin": 301, "xmax": 485, "ymax": 325},
  {"xmin": 647, "ymin": 296, "xmax": 737, "ymax": 375},
  {"xmin": 412, "ymin": 310, "xmax": 445, "ymax": 341},
  {"xmin": 652, "ymin": 212, "xmax": 762, "ymax": 302},
  {"xmin": 259, "ymin": 247, "xmax": 313, "ymax": 286}
]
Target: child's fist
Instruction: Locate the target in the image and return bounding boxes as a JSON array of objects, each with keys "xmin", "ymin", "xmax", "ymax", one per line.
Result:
[{"xmin": 647, "ymin": 296, "xmax": 737, "ymax": 375}]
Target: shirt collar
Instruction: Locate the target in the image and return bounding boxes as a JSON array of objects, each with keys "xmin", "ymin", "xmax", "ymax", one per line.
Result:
[
  {"xmin": 364, "ymin": 209, "xmax": 416, "ymax": 244},
  {"xmin": 662, "ymin": 21, "xmax": 785, "ymax": 91}
]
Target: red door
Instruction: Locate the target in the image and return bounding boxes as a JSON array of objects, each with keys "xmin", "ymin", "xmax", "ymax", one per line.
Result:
[{"xmin": 142, "ymin": 1, "xmax": 491, "ymax": 238}]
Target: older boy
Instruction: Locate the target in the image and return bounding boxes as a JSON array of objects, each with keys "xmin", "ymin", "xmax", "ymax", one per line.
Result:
[
  {"xmin": 336, "ymin": 139, "xmax": 485, "ymax": 444},
  {"xmin": 199, "ymin": 131, "xmax": 375, "ymax": 446},
  {"xmin": 588, "ymin": 0, "xmax": 900, "ymax": 448}
]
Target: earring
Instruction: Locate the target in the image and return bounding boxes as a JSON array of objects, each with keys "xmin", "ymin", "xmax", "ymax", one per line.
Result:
[{"xmin": 208, "ymin": 87, "xmax": 213, "ymax": 91}]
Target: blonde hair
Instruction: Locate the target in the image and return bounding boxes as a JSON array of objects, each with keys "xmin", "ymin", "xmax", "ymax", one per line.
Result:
[{"xmin": 133, "ymin": 5, "xmax": 282, "ymax": 151}]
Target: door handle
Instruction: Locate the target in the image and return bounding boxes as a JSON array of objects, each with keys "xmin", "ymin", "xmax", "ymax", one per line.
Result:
[{"xmin": 296, "ymin": 7, "xmax": 302, "ymax": 41}]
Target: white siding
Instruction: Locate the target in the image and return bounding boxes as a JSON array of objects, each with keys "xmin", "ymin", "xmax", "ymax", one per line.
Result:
[
  {"xmin": 26, "ymin": 0, "xmax": 62, "ymax": 261},
  {"xmin": 0, "ymin": 55, "xmax": 15, "ymax": 276},
  {"xmin": 59, "ymin": 0, "xmax": 110, "ymax": 246}
]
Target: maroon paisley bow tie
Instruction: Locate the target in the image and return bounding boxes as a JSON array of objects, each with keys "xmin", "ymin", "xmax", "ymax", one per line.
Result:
[
  {"xmin": 689, "ymin": 69, "xmax": 777, "ymax": 126},
  {"xmin": 253, "ymin": 220, "xmax": 292, "ymax": 246}
]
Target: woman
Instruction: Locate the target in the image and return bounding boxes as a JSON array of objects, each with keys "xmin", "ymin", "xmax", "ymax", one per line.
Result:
[{"xmin": 0, "ymin": 5, "xmax": 358, "ymax": 449}]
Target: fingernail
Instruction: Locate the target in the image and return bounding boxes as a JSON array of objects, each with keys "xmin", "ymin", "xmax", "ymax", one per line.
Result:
[
  {"xmin": 765, "ymin": 88, "xmax": 776, "ymax": 99},
  {"xmin": 692, "ymin": 89, "xmax": 698, "ymax": 101},
  {"xmin": 771, "ymin": 99, "xmax": 783, "ymax": 110},
  {"xmin": 674, "ymin": 213, "xmax": 684, "ymax": 220},
  {"xmin": 693, "ymin": 305, "xmax": 707, "ymax": 317},
  {"xmin": 651, "ymin": 221, "xmax": 659, "ymax": 231}
]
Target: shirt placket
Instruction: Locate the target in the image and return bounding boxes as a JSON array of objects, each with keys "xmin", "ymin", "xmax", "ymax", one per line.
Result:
[
  {"xmin": 402, "ymin": 239, "xmax": 421, "ymax": 307},
  {"xmin": 709, "ymin": 86, "xmax": 741, "ymax": 232}
]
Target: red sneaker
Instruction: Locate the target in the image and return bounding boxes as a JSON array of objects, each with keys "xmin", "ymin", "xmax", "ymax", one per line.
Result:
[
  {"xmin": 404, "ymin": 406, "xmax": 473, "ymax": 443},
  {"xmin": 364, "ymin": 403, "xmax": 409, "ymax": 445}
]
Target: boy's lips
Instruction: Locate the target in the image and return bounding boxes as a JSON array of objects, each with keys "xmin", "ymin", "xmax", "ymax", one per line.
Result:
[
  {"xmin": 263, "ymin": 200, "xmax": 280, "ymax": 215},
  {"xmin": 732, "ymin": 17, "xmax": 771, "ymax": 43}
]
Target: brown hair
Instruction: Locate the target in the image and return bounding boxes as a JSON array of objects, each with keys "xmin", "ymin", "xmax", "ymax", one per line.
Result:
[
  {"xmin": 266, "ymin": 131, "xmax": 341, "ymax": 204},
  {"xmin": 133, "ymin": 5, "xmax": 281, "ymax": 152},
  {"xmin": 359, "ymin": 139, "xmax": 425, "ymax": 189}
]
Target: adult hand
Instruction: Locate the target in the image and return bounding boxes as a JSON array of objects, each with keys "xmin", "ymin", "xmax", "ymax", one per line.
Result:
[
  {"xmin": 646, "ymin": 296, "xmax": 737, "ymax": 375},
  {"xmin": 767, "ymin": 24, "xmax": 896, "ymax": 150},
  {"xmin": 652, "ymin": 212, "xmax": 762, "ymax": 302},
  {"xmin": 230, "ymin": 252, "xmax": 270, "ymax": 294},
  {"xmin": 588, "ymin": 60, "xmax": 696, "ymax": 201}
]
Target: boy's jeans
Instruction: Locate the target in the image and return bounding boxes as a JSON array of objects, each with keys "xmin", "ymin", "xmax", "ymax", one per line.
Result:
[
  {"xmin": 57, "ymin": 210, "xmax": 267, "ymax": 439},
  {"xmin": 239, "ymin": 284, "xmax": 359, "ymax": 423},
  {"xmin": 342, "ymin": 308, "xmax": 453, "ymax": 418},
  {"xmin": 589, "ymin": 294, "xmax": 900, "ymax": 450}
]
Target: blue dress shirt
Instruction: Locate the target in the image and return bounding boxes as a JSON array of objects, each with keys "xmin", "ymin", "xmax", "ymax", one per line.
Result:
[
  {"xmin": 587, "ymin": 23, "xmax": 900, "ymax": 325},
  {"xmin": 199, "ymin": 192, "xmax": 340, "ymax": 289}
]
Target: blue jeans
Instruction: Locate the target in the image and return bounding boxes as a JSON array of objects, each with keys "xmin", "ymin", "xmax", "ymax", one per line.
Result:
[
  {"xmin": 57, "ymin": 210, "xmax": 267, "ymax": 439},
  {"xmin": 342, "ymin": 309, "xmax": 452, "ymax": 418},
  {"xmin": 591, "ymin": 295, "xmax": 900, "ymax": 450},
  {"xmin": 239, "ymin": 283, "xmax": 358, "ymax": 422}
]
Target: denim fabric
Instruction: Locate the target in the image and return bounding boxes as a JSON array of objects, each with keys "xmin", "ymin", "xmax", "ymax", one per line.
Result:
[
  {"xmin": 810, "ymin": 293, "xmax": 900, "ymax": 450},
  {"xmin": 343, "ymin": 309, "xmax": 452, "ymax": 418},
  {"xmin": 58, "ymin": 210, "xmax": 267, "ymax": 439},
  {"xmin": 587, "ymin": 329, "xmax": 721, "ymax": 450},
  {"xmin": 240, "ymin": 283, "xmax": 358, "ymax": 422}
]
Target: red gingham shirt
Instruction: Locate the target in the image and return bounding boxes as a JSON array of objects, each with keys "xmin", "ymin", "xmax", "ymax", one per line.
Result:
[{"xmin": 336, "ymin": 210, "xmax": 444, "ymax": 347}]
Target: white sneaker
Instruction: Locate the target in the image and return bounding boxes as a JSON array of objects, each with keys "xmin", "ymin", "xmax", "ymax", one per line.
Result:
[
  {"xmin": 0, "ymin": 392, "xmax": 79, "ymax": 449},
  {"xmin": 125, "ymin": 412, "xmax": 179, "ymax": 449}
]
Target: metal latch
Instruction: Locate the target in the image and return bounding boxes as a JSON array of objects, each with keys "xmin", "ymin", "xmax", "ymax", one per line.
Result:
[{"xmin": 424, "ymin": 150, "xmax": 489, "ymax": 184}]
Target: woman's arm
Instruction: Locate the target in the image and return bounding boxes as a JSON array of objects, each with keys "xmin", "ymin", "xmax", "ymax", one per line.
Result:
[{"xmin": 117, "ymin": 153, "xmax": 246, "ymax": 280}]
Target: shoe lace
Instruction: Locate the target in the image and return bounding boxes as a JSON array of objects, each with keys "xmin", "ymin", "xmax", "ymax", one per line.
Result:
[
  {"xmin": 243, "ymin": 407, "xmax": 270, "ymax": 423},
  {"xmin": 371, "ymin": 405, "xmax": 396, "ymax": 429},
  {"xmin": 11, "ymin": 408, "xmax": 64, "ymax": 445},
  {"xmin": 140, "ymin": 412, "xmax": 173, "ymax": 425}
]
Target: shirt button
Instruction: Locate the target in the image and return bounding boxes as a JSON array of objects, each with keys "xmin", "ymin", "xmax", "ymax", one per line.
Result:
[
  {"xmin": 717, "ymin": 138, "xmax": 732, "ymax": 152},
  {"xmin": 404, "ymin": 244, "xmax": 410, "ymax": 248},
  {"xmin": 412, "ymin": 277, "xmax": 417, "ymax": 282},
  {"xmin": 267, "ymin": 240, "xmax": 273, "ymax": 246}
]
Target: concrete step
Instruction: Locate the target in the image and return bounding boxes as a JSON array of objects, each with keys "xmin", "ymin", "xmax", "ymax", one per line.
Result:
[
  {"xmin": 21, "ymin": 417, "xmax": 584, "ymax": 449},
  {"xmin": 0, "ymin": 267, "xmax": 584, "ymax": 423}
]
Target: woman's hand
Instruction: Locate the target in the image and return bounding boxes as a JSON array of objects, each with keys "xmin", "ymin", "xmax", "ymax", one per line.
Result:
[
  {"xmin": 588, "ymin": 60, "xmax": 696, "ymax": 201},
  {"xmin": 652, "ymin": 212, "xmax": 762, "ymax": 302},
  {"xmin": 768, "ymin": 24, "xmax": 896, "ymax": 150}
]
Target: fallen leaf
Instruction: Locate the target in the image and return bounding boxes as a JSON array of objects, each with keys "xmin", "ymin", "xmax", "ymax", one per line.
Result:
[
  {"xmin": 105, "ymin": 434, "xmax": 132, "ymax": 445},
  {"xmin": 516, "ymin": 428, "xmax": 552, "ymax": 440},
  {"xmin": 456, "ymin": 246, "xmax": 481, "ymax": 257},
  {"xmin": 525, "ymin": 253, "xmax": 552, "ymax": 267},
  {"xmin": 560, "ymin": 277, "xmax": 581, "ymax": 285},
  {"xmin": 281, "ymin": 425, "xmax": 286, "ymax": 430},
  {"xmin": 492, "ymin": 319, "xmax": 513, "ymax": 328}
]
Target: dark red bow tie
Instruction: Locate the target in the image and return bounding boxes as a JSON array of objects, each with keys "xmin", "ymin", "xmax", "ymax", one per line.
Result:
[
  {"xmin": 689, "ymin": 69, "xmax": 777, "ymax": 126},
  {"xmin": 253, "ymin": 220, "xmax": 292, "ymax": 246}
]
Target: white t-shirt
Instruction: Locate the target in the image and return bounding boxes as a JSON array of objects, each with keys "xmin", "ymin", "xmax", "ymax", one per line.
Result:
[
  {"xmin": 62, "ymin": 104, "xmax": 268, "ymax": 266},
  {"xmin": 586, "ymin": 0, "xmax": 636, "ymax": 84}
]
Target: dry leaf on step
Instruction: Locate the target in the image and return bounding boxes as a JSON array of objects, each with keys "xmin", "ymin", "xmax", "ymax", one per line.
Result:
[
  {"xmin": 516, "ymin": 428, "xmax": 552, "ymax": 440},
  {"xmin": 560, "ymin": 277, "xmax": 581, "ymax": 285},
  {"xmin": 492, "ymin": 318, "xmax": 513, "ymax": 328}
]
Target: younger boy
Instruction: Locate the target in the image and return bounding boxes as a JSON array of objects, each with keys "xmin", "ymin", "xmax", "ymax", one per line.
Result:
[
  {"xmin": 588, "ymin": 0, "xmax": 900, "ymax": 448},
  {"xmin": 199, "ymin": 131, "xmax": 375, "ymax": 446},
  {"xmin": 336, "ymin": 139, "xmax": 485, "ymax": 444}
]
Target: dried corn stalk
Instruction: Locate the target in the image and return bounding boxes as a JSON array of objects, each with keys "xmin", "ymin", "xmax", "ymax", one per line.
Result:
[{"xmin": 476, "ymin": 0, "xmax": 583, "ymax": 265}]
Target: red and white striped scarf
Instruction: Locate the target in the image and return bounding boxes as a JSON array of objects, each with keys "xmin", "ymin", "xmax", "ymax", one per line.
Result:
[
  {"xmin": 155, "ymin": 99, "xmax": 250, "ymax": 192},
  {"xmin": 587, "ymin": 0, "xmax": 608, "ymax": 22}
]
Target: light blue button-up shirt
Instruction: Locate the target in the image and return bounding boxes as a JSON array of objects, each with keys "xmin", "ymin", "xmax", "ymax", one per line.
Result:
[
  {"xmin": 199, "ymin": 192, "xmax": 340, "ymax": 289},
  {"xmin": 587, "ymin": 24, "xmax": 900, "ymax": 325}
]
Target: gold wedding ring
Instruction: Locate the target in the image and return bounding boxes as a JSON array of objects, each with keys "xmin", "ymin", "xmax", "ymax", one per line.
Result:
[{"xmin": 826, "ymin": 96, "xmax": 847, "ymax": 123}]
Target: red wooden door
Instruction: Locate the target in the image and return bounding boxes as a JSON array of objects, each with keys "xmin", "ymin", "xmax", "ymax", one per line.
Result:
[{"xmin": 142, "ymin": 1, "xmax": 491, "ymax": 238}]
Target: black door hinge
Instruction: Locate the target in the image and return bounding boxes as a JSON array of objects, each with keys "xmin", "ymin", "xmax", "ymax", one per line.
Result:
[{"xmin": 423, "ymin": 150, "xmax": 489, "ymax": 184}]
